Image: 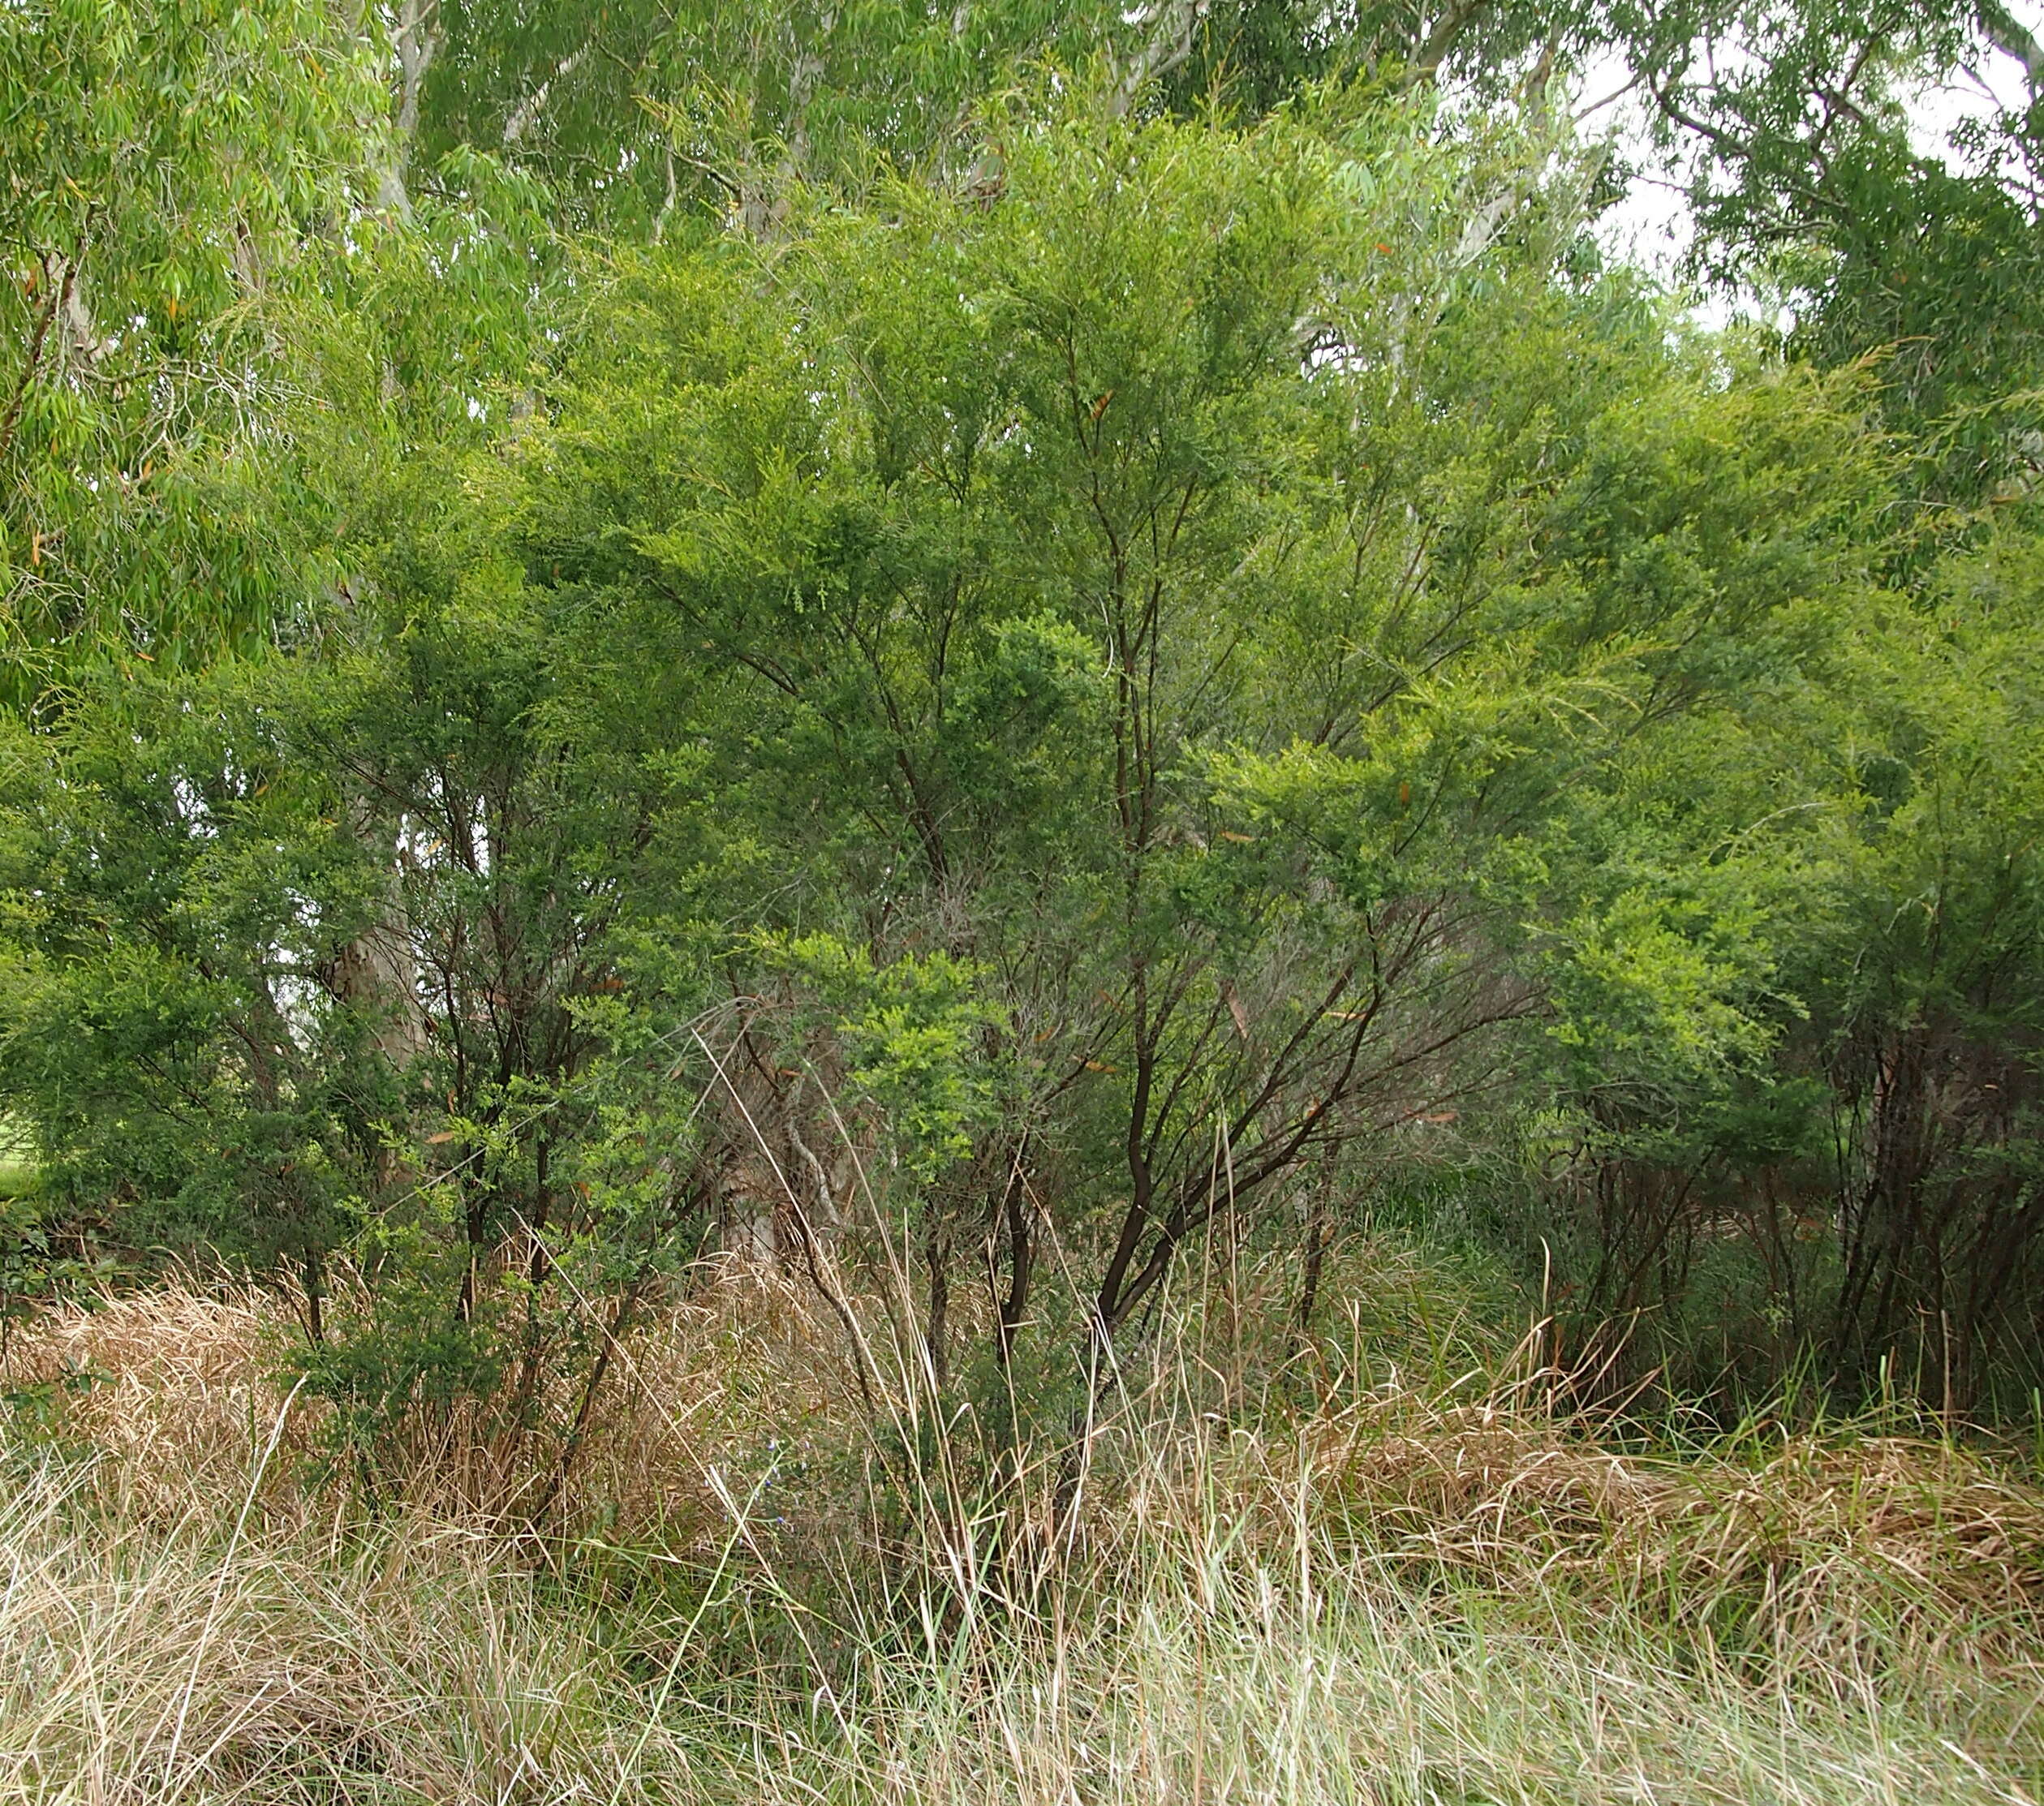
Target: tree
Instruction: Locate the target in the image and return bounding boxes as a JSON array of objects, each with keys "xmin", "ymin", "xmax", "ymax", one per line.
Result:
[
  {"xmin": 524, "ymin": 88, "xmax": 1904, "ymax": 1420},
  {"xmin": 0, "ymin": 0, "xmax": 381, "ymax": 703},
  {"xmin": 5, "ymin": 0, "xmax": 2038, "ymax": 1463}
]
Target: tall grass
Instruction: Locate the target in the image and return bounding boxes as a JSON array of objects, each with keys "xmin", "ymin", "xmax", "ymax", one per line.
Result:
[
  {"xmin": 3, "ymin": 1266, "xmax": 2042, "ymax": 1804},
  {"xmin": 0, "ymin": 1116, "xmax": 32, "ymax": 1200}
]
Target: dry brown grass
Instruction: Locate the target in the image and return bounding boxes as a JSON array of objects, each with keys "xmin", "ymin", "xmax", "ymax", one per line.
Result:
[
  {"xmin": 6, "ymin": 1286, "xmax": 322, "ymax": 1524},
  {"xmin": 6, "ymin": 1273, "xmax": 2044, "ymax": 1803},
  {"xmin": 1312, "ymin": 1389, "xmax": 2044, "ymax": 1683},
  {"xmin": 4, "ymin": 1264, "xmax": 864, "ymax": 1535},
  {"xmin": 13, "ymin": 1271, "xmax": 2044, "ymax": 1645}
]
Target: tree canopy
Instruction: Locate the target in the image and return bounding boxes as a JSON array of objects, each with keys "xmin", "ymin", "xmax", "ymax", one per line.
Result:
[{"xmin": 5, "ymin": 0, "xmax": 2044, "ymax": 1457}]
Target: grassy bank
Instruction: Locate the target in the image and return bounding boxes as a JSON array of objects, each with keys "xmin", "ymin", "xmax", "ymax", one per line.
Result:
[{"xmin": 2, "ymin": 1275, "xmax": 2042, "ymax": 1804}]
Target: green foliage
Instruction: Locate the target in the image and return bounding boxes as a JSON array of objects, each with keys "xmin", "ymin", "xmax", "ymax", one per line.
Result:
[
  {"xmin": 7, "ymin": 0, "xmax": 2044, "ymax": 1464},
  {"xmin": 0, "ymin": 0, "xmax": 384, "ymax": 699},
  {"xmin": 1611, "ymin": 0, "xmax": 2044, "ymax": 498},
  {"xmin": 770, "ymin": 935, "xmax": 1001, "ymax": 1182}
]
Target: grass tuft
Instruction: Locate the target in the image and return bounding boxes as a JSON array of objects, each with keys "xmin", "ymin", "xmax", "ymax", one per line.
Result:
[{"xmin": 3, "ymin": 1274, "xmax": 2042, "ymax": 1804}]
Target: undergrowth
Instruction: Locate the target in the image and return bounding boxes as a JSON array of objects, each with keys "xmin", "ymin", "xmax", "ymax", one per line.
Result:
[{"xmin": 2, "ymin": 1256, "xmax": 2042, "ymax": 1804}]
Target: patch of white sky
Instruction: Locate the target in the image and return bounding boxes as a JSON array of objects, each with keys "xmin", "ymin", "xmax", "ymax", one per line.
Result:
[{"xmin": 1570, "ymin": 2, "xmax": 2044, "ymax": 327}]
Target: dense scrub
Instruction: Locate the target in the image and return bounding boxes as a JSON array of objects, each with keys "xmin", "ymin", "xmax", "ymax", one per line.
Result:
[
  {"xmin": 8, "ymin": 82, "xmax": 2044, "ymax": 1444},
  {"xmin": 7, "ymin": 2, "xmax": 2044, "ymax": 1799}
]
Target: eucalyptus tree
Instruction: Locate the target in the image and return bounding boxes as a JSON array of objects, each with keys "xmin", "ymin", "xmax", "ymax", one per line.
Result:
[
  {"xmin": 0, "ymin": 0, "xmax": 385, "ymax": 704},
  {"xmin": 1596, "ymin": 0, "xmax": 2044, "ymax": 497},
  {"xmin": 0, "ymin": 0, "xmax": 606, "ymax": 1408},
  {"xmin": 390, "ymin": 0, "xmax": 1138, "ymax": 234},
  {"xmin": 1138, "ymin": 2, "xmax": 2044, "ymax": 498}
]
